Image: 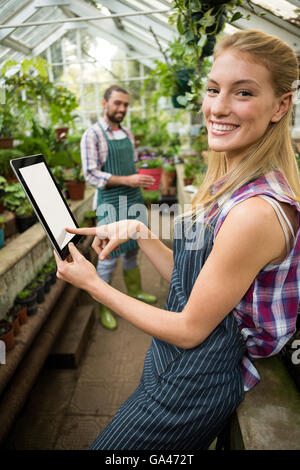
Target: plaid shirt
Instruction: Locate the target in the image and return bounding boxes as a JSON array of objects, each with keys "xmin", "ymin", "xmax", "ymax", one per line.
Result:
[
  {"xmin": 80, "ymin": 116, "xmax": 137, "ymax": 189},
  {"xmin": 211, "ymin": 169, "xmax": 300, "ymax": 391}
]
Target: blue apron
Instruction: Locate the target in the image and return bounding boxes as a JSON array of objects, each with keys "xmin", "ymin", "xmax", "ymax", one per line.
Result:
[
  {"xmin": 90, "ymin": 207, "xmax": 247, "ymax": 450},
  {"xmin": 97, "ymin": 122, "xmax": 146, "ymax": 257}
]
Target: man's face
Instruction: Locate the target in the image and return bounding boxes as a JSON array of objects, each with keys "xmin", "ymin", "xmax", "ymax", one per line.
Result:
[{"xmin": 103, "ymin": 91, "xmax": 129, "ymax": 124}]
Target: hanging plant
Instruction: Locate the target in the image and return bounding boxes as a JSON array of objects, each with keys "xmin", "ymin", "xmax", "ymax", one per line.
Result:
[{"xmin": 145, "ymin": 0, "xmax": 254, "ymax": 111}]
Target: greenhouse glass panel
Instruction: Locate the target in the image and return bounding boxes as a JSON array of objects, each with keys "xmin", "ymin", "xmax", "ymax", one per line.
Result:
[{"xmin": 251, "ymin": 0, "xmax": 300, "ymax": 21}]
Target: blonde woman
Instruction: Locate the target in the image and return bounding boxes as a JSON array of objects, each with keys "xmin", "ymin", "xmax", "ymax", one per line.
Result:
[{"xmin": 54, "ymin": 30, "xmax": 300, "ymax": 450}]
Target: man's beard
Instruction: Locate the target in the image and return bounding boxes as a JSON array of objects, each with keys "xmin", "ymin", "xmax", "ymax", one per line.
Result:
[{"xmin": 106, "ymin": 110, "xmax": 125, "ymax": 123}]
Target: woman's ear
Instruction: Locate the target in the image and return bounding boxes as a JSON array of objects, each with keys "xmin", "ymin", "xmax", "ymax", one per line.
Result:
[{"xmin": 271, "ymin": 91, "xmax": 293, "ymax": 123}]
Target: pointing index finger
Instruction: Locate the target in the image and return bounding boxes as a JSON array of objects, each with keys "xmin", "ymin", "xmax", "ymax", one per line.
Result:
[{"xmin": 65, "ymin": 227, "xmax": 97, "ymax": 236}]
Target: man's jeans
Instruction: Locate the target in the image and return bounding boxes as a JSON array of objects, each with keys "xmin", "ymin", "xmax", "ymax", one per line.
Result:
[{"xmin": 96, "ymin": 248, "xmax": 138, "ymax": 283}]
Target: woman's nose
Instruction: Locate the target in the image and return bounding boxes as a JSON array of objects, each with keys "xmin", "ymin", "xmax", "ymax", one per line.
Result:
[{"xmin": 210, "ymin": 92, "xmax": 231, "ymax": 117}]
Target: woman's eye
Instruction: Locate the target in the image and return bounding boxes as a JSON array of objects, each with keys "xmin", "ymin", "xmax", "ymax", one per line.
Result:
[
  {"xmin": 207, "ymin": 88, "xmax": 219, "ymax": 94},
  {"xmin": 237, "ymin": 89, "xmax": 252, "ymax": 97}
]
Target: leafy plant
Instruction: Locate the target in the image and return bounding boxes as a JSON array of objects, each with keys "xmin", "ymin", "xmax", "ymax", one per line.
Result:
[
  {"xmin": 16, "ymin": 136, "xmax": 52, "ymax": 164},
  {"xmin": 0, "ymin": 149, "xmax": 24, "ymax": 176},
  {"xmin": 164, "ymin": 163, "xmax": 176, "ymax": 172},
  {"xmin": 0, "ymin": 215, "xmax": 4, "ymax": 227},
  {"xmin": 17, "ymin": 289, "xmax": 32, "ymax": 301},
  {"xmin": 144, "ymin": 0, "xmax": 253, "ymax": 110},
  {"xmin": 136, "ymin": 156, "xmax": 163, "ymax": 169},
  {"xmin": 15, "ymin": 199, "xmax": 34, "ymax": 217},
  {"xmin": 48, "ymin": 86, "xmax": 79, "ymax": 127},
  {"xmin": 69, "ymin": 165, "xmax": 85, "ymax": 182},
  {"xmin": 2, "ymin": 182, "xmax": 26, "ymax": 212}
]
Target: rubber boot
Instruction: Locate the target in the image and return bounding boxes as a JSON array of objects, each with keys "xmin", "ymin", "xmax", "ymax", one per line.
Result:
[
  {"xmin": 123, "ymin": 267, "xmax": 157, "ymax": 304},
  {"xmin": 99, "ymin": 304, "xmax": 117, "ymax": 330}
]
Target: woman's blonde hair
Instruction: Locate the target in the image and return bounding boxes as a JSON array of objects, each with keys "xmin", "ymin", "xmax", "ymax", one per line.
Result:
[{"xmin": 190, "ymin": 29, "xmax": 300, "ymax": 222}]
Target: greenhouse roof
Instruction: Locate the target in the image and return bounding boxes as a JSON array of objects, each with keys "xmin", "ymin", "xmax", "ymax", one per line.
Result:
[{"xmin": 0, "ymin": 0, "xmax": 299, "ymax": 68}]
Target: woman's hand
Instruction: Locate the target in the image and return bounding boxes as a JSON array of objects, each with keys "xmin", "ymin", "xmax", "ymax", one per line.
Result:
[
  {"xmin": 53, "ymin": 242, "xmax": 99, "ymax": 290},
  {"xmin": 65, "ymin": 220, "xmax": 144, "ymax": 260}
]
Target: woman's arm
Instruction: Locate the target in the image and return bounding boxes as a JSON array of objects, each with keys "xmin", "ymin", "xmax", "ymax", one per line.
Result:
[
  {"xmin": 66, "ymin": 221, "xmax": 174, "ymax": 283},
  {"xmin": 57, "ymin": 197, "xmax": 286, "ymax": 349}
]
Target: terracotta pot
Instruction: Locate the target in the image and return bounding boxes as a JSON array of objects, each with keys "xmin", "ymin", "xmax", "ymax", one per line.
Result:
[
  {"xmin": 183, "ymin": 177, "xmax": 195, "ymax": 186},
  {"xmin": 161, "ymin": 170, "xmax": 176, "ymax": 195},
  {"xmin": 10, "ymin": 313, "xmax": 20, "ymax": 336},
  {"xmin": 137, "ymin": 168, "xmax": 162, "ymax": 191},
  {"xmin": 0, "ymin": 320, "xmax": 14, "ymax": 351},
  {"xmin": 66, "ymin": 180, "xmax": 85, "ymax": 200},
  {"xmin": 55, "ymin": 127, "xmax": 69, "ymax": 142},
  {"xmin": 15, "ymin": 305, "xmax": 27, "ymax": 325},
  {"xmin": 0, "ymin": 137, "xmax": 13, "ymax": 149}
]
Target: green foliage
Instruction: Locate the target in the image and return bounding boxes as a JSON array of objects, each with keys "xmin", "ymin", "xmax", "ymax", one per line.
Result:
[
  {"xmin": 0, "ymin": 149, "xmax": 24, "ymax": 175},
  {"xmin": 141, "ymin": 189, "xmax": 161, "ymax": 203},
  {"xmin": 0, "ymin": 215, "xmax": 4, "ymax": 226},
  {"xmin": 70, "ymin": 165, "xmax": 85, "ymax": 182},
  {"xmin": 2, "ymin": 182, "xmax": 26, "ymax": 212},
  {"xmin": 145, "ymin": 0, "xmax": 252, "ymax": 111},
  {"xmin": 16, "ymin": 136, "xmax": 52, "ymax": 164},
  {"xmin": 136, "ymin": 157, "xmax": 163, "ymax": 169},
  {"xmin": 15, "ymin": 199, "xmax": 34, "ymax": 217},
  {"xmin": 0, "ymin": 57, "xmax": 79, "ymax": 136},
  {"xmin": 17, "ymin": 289, "xmax": 32, "ymax": 300}
]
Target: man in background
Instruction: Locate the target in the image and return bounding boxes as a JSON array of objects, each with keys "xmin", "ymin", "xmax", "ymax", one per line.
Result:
[{"xmin": 81, "ymin": 85, "xmax": 157, "ymax": 330}]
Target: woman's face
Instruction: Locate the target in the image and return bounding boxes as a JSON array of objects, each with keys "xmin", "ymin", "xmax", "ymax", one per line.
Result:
[{"xmin": 202, "ymin": 50, "xmax": 283, "ymax": 169}]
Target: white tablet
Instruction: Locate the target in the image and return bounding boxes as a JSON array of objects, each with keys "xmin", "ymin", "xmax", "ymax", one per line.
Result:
[{"xmin": 10, "ymin": 154, "xmax": 84, "ymax": 259}]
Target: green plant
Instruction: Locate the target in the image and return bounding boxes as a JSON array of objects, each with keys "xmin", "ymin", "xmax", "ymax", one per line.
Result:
[
  {"xmin": 0, "ymin": 109, "xmax": 19, "ymax": 137},
  {"xmin": 15, "ymin": 199, "xmax": 33, "ymax": 217},
  {"xmin": 16, "ymin": 136, "xmax": 52, "ymax": 164},
  {"xmin": 0, "ymin": 215, "xmax": 4, "ymax": 227},
  {"xmin": 2, "ymin": 182, "xmax": 26, "ymax": 212},
  {"xmin": 69, "ymin": 165, "xmax": 85, "ymax": 182},
  {"xmin": 17, "ymin": 289, "xmax": 32, "ymax": 301},
  {"xmin": 136, "ymin": 157, "xmax": 163, "ymax": 169},
  {"xmin": 141, "ymin": 189, "xmax": 161, "ymax": 204},
  {"xmin": 48, "ymin": 86, "xmax": 79, "ymax": 128},
  {"xmin": 0, "ymin": 149, "xmax": 24, "ymax": 176},
  {"xmin": 184, "ymin": 164, "xmax": 195, "ymax": 179},
  {"xmin": 144, "ymin": 1, "xmax": 254, "ymax": 110},
  {"xmin": 164, "ymin": 163, "xmax": 176, "ymax": 172}
]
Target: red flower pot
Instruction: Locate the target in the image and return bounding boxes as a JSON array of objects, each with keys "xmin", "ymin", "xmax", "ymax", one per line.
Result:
[{"xmin": 137, "ymin": 168, "xmax": 162, "ymax": 191}]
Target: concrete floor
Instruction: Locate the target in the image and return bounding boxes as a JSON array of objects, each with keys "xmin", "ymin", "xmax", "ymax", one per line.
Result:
[{"xmin": 3, "ymin": 213, "xmax": 174, "ymax": 450}]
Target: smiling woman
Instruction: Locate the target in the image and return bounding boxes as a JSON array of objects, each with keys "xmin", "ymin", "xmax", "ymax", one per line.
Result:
[{"xmin": 54, "ymin": 30, "xmax": 300, "ymax": 451}]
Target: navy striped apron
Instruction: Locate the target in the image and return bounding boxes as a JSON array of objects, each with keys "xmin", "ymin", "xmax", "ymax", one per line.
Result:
[
  {"xmin": 90, "ymin": 208, "xmax": 246, "ymax": 450},
  {"xmin": 97, "ymin": 123, "xmax": 146, "ymax": 257}
]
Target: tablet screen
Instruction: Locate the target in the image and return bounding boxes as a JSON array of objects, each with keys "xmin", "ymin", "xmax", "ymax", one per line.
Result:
[
  {"xmin": 11, "ymin": 154, "xmax": 83, "ymax": 259},
  {"xmin": 19, "ymin": 162, "xmax": 75, "ymax": 249}
]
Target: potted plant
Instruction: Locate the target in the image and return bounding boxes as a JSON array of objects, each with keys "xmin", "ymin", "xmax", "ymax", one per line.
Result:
[
  {"xmin": 183, "ymin": 164, "xmax": 195, "ymax": 186},
  {"xmin": 0, "ymin": 216, "xmax": 4, "ymax": 248},
  {"xmin": 0, "ymin": 109, "xmax": 19, "ymax": 149},
  {"xmin": 65, "ymin": 165, "xmax": 86, "ymax": 200},
  {"xmin": 0, "ymin": 319, "xmax": 14, "ymax": 351},
  {"xmin": 161, "ymin": 162, "xmax": 177, "ymax": 196},
  {"xmin": 43, "ymin": 258, "xmax": 57, "ymax": 285},
  {"xmin": 6, "ymin": 309, "xmax": 20, "ymax": 336},
  {"xmin": 16, "ymin": 289, "xmax": 37, "ymax": 316},
  {"xmin": 28, "ymin": 279, "xmax": 45, "ymax": 304},
  {"xmin": 83, "ymin": 210, "xmax": 97, "ymax": 227},
  {"xmin": 38, "ymin": 272, "xmax": 52, "ymax": 294},
  {"xmin": 11, "ymin": 303, "xmax": 27, "ymax": 325},
  {"xmin": 0, "ymin": 149, "xmax": 24, "ymax": 182},
  {"xmin": 48, "ymin": 86, "xmax": 79, "ymax": 141},
  {"xmin": 15, "ymin": 199, "xmax": 37, "ymax": 233},
  {"xmin": 141, "ymin": 189, "xmax": 161, "ymax": 209},
  {"xmin": 136, "ymin": 155, "xmax": 163, "ymax": 191},
  {"xmin": 0, "ymin": 175, "xmax": 7, "ymax": 213}
]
